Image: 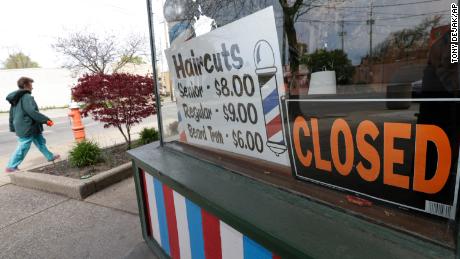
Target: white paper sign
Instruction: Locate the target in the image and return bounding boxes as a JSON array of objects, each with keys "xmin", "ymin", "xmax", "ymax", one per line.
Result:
[{"xmin": 165, "ymin": 7, "xmax": 290, "ymax": 166}]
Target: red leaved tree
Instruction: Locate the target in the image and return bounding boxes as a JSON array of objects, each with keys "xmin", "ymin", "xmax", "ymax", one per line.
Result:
[{"xmin": 72, "ymin": 73, "xmax": 156, "ymax": 148}]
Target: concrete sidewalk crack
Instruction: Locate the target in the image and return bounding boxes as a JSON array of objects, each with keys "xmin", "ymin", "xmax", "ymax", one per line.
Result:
[
  {"xmin": 0, "ymin": 198, "xmax": 71, "ymax": 232},
  {"xmin": 83, "ymin": 200, "xmax": 139, "ymax": 216}
]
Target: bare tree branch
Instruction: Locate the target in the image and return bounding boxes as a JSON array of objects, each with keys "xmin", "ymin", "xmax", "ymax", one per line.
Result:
[
  {"xmin": 113, "ymin": 36, "xmax": 145, "ymax": 73},
  {"xmin": 53, "ymin": 32, "xmax": 147, "ymax": 74}
]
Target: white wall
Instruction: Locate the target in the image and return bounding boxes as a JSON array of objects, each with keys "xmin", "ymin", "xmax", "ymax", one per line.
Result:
[{"xmin": 0, "ymin": 68, "xmax": 75, "ymax": 111}]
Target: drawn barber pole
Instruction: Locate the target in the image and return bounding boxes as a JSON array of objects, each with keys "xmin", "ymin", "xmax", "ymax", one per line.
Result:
[{"xmin": 254, "ymin": 40, "xmax": 287, "ymax": 156}]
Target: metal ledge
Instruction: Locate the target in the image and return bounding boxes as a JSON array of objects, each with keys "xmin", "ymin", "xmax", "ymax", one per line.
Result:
[{"xmin": 128, "ymin": 142, "xmax": 455, "ymax": 259}]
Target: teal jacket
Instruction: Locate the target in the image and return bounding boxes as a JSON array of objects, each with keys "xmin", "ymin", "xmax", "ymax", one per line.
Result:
[{"xmin": 6, "ymin": 90, "xmax": 50, "ymax": 138}]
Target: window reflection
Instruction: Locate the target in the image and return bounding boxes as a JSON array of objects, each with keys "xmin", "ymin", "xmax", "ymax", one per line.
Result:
[
  {"xmin": 157, "ymin": 0, "xmax": 460, "ymax": 240},
  {"xmin": 164, "ymin": 0, "xmax": 455, "ymax": 93},
  {"xmin": 161, "ymin": 0, "xmax": 457, "ymax": 141}
]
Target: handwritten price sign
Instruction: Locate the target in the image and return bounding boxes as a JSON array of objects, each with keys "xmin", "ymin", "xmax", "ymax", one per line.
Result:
[{"xmin": 165, "ymin": 7, "xmax": 290, "ymax": 166}]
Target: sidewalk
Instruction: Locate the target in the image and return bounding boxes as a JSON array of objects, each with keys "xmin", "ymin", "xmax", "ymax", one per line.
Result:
[{"xmin": 0, "ymin": 177, "xmax": 157, "ymax": 259}]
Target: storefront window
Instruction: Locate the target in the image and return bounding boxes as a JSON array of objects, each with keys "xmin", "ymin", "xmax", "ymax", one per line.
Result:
[{"xmin": 155, "ymin": 0, "xmax": 459, "ymax": 248}]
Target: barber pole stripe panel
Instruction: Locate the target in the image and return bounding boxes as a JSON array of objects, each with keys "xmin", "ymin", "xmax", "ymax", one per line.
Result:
[
  {"xmin": 154, "ymin": 178, "xmax": 171, "ymax": 255},
  {"xmin": 173, "ymin": 191, "xmax": 192, "ymax": 259},
  {"xmin": 243, "ymin": 236, "xmax": 272, "ymax": 259},
  {"xmin": 144, "ymin": 172, "xmax": 162, "ymax": 244},
  {"xmin": 141, "ymin": 171, "xmax": 281, "ymax": 259},
  {"xmin": 186, "ymin": 200, "xmax": 205, "ymax": 259},
  {"xmin": 220, "ymin": 221, "xmax": 244, "ymax": 259},
  {"xmin": 164, "ymin": 185, "xmax": 181, "ymax": 259},
  {"xmin": 202, "ymin": 210, "xmax": 222, "ymax": 259}
]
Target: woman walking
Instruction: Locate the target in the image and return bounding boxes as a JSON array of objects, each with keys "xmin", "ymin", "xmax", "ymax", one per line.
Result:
[{"xmin": 5, "ymin": 77, "xmax": 59, "ymax": 173}]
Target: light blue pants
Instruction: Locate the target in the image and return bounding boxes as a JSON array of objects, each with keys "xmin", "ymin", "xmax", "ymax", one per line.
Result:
[{"xmin": 7, "ymin": 134, "xmax": 54, "ymax": 169}]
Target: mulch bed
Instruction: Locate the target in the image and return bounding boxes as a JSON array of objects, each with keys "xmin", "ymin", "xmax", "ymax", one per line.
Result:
[{"xmin": 31, "ymin": 144, "xmax": 130, "ymax": 179}]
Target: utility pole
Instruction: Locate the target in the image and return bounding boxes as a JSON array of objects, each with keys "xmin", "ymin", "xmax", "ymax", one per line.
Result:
[
  {"xmin": 366, "ymin": 0, "xmax": 375, "ymax": 82},
  {"xmin": 367, "ymin": 1, "xmax": 375, "ymax": 59},
  {"xmin": 338, "ymin": 20, "xmax": 346, "ymax": 51}
]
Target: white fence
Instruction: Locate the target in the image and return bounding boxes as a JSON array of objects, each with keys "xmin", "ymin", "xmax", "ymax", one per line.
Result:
[{"xmin": 0, "ymin": 68, "xmax": 75, "ymax": 112}]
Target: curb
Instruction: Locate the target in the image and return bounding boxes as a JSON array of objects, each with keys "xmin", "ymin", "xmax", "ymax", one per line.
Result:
[{"xmin": 10, "ymin": 162, "xmax": 133, "ymax": 200}]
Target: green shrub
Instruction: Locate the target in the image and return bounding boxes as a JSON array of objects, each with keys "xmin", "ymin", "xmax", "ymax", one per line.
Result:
[
  {"xmin": 138, "ymin": 127, "xmax": 159, "ymax": 145},
  {"xmin": 69, "ymin": 140, "xmax": 103, "ymax": 168}
]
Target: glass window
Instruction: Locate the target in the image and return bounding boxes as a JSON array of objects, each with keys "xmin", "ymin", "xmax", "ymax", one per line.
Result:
[{"xmin": 154, "ymin": 0, "xmax": 459, "ymax": 247}]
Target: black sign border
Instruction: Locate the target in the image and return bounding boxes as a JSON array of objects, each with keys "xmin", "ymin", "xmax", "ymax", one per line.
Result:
[{"xmin": 284, "ymin": 98, "xmax": 460, "ymax": 220}]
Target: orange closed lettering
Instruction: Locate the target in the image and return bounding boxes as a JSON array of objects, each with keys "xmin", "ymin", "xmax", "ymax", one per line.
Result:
[
  {"xmin": 311, "ymin": 118, "xmax": 332, "ymax": 172},
  {"xmin": 291, "ymin": 115, "xmax": 453, "ymax": 195},
  {"xmin": 293, "ymin": 116, "xmax": 312, "ymax": 167},
  {"xmin": 356, "ymin": 120, "xmax": 380, "ymax": 182},
  {"xmin": 383, "ymin": 123, "xmax": 411, "ymax": 190},
  {"xmin": 413, "ymin": 124, "xmax": 451, "ymax": 194},
  {"xmin": 330, "ymin": 119, "xmax": 354, "ymax": 176}
]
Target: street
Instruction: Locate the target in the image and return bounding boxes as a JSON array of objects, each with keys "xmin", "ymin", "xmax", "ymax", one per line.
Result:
[{"xmin": 0, "ymin": 102, "xmax": 178, "ymax": 181}]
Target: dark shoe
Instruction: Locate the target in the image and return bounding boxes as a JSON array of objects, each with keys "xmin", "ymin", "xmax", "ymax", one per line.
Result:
[{"xmin": 48, "ymin": 154, "xmax": 60, "ymax": 162}]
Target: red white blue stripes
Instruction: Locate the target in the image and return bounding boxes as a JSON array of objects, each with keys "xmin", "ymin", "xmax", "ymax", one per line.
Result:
[
  {"xmin": 258, "ymin": 72, "xmax": 287, "ymax": 156},
  {"xmin": 220, "ymin": 221, "xmax": 243, "ymax": 259},
  {"xmin": 141, "ymin": 171, "xmax": 281, "ymax": 259},
  {"xmin": 164, "ymin": 185, "xmax": 181, "ymax": 259},
  {"xmin": 154, "ymin": 178, "xmax": 171, "ymax": 255},
  {"xmin": 260, "ymin": 76, "xmax": 285, "ymax": 146},
  {"xmin": 174, "ymin": 192, "xmax": 192, "ymax": 259},
  {"xmin": 186, "ymin": 200, "xmax": 205, "ymax": 259}
]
